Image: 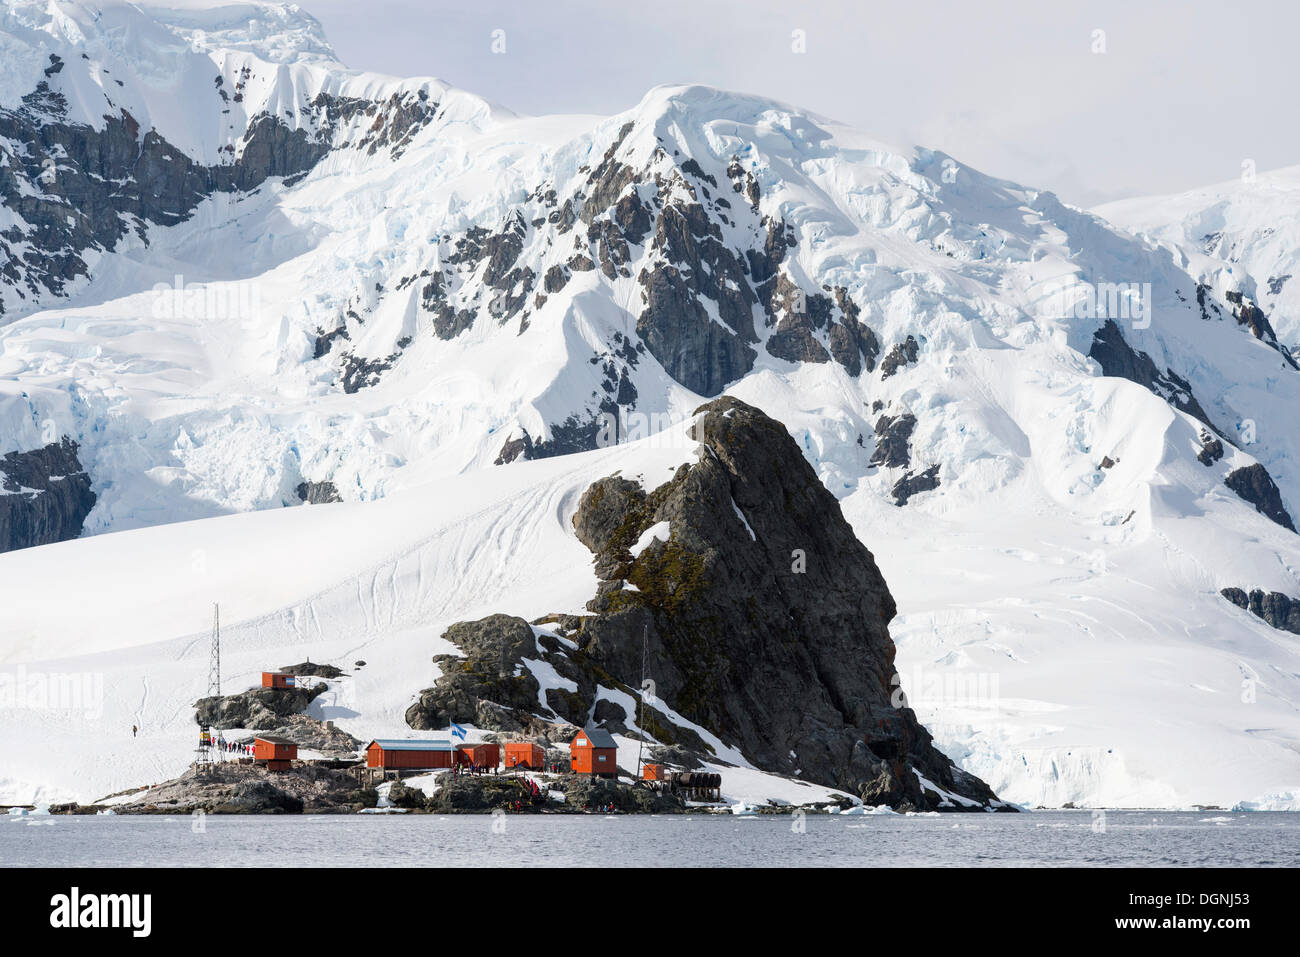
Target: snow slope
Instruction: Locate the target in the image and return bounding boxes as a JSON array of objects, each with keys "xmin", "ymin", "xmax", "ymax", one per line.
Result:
[
  {"xmin": 1096, "ymin": 166, "xmax": 1300, "ymax": 345},
  {"xmin": 2, "ymin": 1, "xmax": 1300, "ymax": 810}
]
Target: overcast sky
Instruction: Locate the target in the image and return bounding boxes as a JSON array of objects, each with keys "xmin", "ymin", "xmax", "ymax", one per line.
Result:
[{"xmin": 306, "ymin": 0, "xmax": 1296, "ymax": 207}]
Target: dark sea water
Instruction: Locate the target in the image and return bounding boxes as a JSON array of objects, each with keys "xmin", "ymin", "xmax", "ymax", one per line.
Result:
[{"xmin": 3, "ymin": 810, "xmax": 1296, "ymax": 867}]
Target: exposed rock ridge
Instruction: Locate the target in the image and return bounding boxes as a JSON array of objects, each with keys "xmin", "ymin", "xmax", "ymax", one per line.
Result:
[{"xmin": 0, "ymin": 436, "xmax": 96, "ymax": 552}]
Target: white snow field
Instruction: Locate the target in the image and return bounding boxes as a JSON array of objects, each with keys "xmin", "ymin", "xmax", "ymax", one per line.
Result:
[
  {"xmin": 1, "ymin": 0, "xmax": 1299, "ymax": 810},
  {"xmin": 1097, "ymin": 166, "xmax": 1300, "ymax": 346}
]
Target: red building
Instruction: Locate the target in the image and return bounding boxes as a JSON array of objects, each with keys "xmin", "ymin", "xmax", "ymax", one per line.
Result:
[
  {"xmin": 365, "ymin": 739, "xmax": 453, "ymax": 770},
  {"xmin": 503, "ymin": 742, "xmax": 545, "ymax": 770},
  {"xmin": 570, "ymin": 727, "xmax": 618, "ymax": 777},
  {"xmin": 261, "ymin": 672, "xmax": 296, "ymax": 689},
  {"xmin": 455, "ymin": 743, "xmax": 500, "ymax": 769},
  {"xmin": 253, "ymin": 735, "xmax": 298, "ymax": 771}
]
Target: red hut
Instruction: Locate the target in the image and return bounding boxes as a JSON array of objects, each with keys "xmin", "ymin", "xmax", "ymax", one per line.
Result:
[
  {"xmin": 503, "ymin": 742, "xmax": 545, "ymax": 770},
  {"xmin": 570, "ymin": 727, "xmax": 618, "ymax": 778},
  {"xmin": 261, "ymin": 672, "xmax": 296, "ymax": 689},
  {"xmin": 455, "ymin": 743, "xmax": 500, "ymax": 770},
  {"xmin": 365, "ymin": 739, "xmax": 453, "ymax": 770},
  {"xmin": 253, "ymin": 735, "xmax": 298, "ymax": 771}
]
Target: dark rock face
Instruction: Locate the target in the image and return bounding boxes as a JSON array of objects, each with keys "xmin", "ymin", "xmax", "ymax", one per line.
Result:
[
  {"xmin": 414, "ymin": 399, "xmax": 1001, "ymax": 809},
  {"xmin": 416, "ymin": 134, "xmax": 877, "ymax": 406},
  {"xmin": 870, "ymin": 414, "xmax": 916, "ymax": 469},
  {"xmin": 559, "ymin": 775, "xmax": 684, "ymax": 813},
  {"xmin": 216, "ymin": 780, "xmax": 305, "ymax": 814},
  {"xmin": 107, "ymin": 763, "xmax": 374, "ymax": 815},
  {"xmin": 0, "ymin": 74, "xmax": 435, "ymax": 317},
  {"xmin": 826, "ymin": 286, "xmax": 880, "ymax": 375},
  {"xmin": 566, "ymin": 397, "xmax": 999, "ymax": 809},
  {"xmin": 405, "ymin": 615, "xmax": 544, "ymax": 730},
  {"xmin": 495, "ymin": 433, "xmax": 534, "ymax": 465},
  {"xmin": 1221, "ymin": 587, "xmax": 1300, "ymax": 634},
  {"xmin": 295, "ymin": 481, "xmax": 342, "ymax": 505},
  {"xmin": 1197, "ymin": 431, "xmax": 1224, "ymax": 467},
  {"xmin": 761, "ymin": 273, "xmax": 829, "ymax": 365},
  {"xmin": 340, "ymin": 351, "xmax": 397, "ymax": 394},
  {"xmin": 313, "ymin": 324, "xmax": 350, "ymax": 358},
  {"xmin": 279, "ymin": 660, "xmax": 345, "ymax": 679},
  {"xmin": 1088, "ymin": 320, "xmax": 1217, "ymax": 432},
  {"xmin": 0, "ymin": 437, "xmax": 96, "ymax": 553},
  {"xmin": 423, "ymin": 776, "xmax": 526, "ymax": 812},
  {"xmin": 892, "ymin": 465, "xmax": 941, "ymax": 506},
  {"xmin": 494, "ymin": 392, "xmax": 638, "ymax": 464},
  {"xmin": 880, "ymin": 336, "xmax": 919, "ymax": 378},
  {"xmin": 1224, "ymin": 463, "xmax": 1296, "ymax": 532},
  {"xmin": 194, "ymin": 683, "xmax": 326, "ymax": 730},
  {"xmin": 636, "ymin": 261, "xmax": 756, "ymax": 397},
  {"xmin": 1222, "ymin": 290, "xmax": 1296, "ymax": 368},
  {"xmin": 256, "ymin": 714, "xmax": 360, "ymax": 754}
]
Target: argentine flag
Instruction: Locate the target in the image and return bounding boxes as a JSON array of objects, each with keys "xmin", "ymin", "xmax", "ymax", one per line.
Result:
[{"xmin": 450, "ymin": 723, "xmax": 467, "ymax": 740}]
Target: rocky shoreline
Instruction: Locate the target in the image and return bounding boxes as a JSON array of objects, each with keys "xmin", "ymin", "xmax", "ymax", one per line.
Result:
[{"xmin": 40, "ymin": 761, "xmax": 970, "ymax": 816}]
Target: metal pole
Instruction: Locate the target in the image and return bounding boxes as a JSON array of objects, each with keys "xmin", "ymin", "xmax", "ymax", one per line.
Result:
[{"xmin": 636, "ymin": 624, "xmax": 647, "ymax": 780}]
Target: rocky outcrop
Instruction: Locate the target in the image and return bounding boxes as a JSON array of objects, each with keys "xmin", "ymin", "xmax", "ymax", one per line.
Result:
[
  {"xmin": 637, "ymin": 260, "xmax": 756, "ymax": 396},
  {"xmin": 295, "ymin": 482, "xmax": 342, "ymax": 505},
  {"xmin": 1221, "ymin": 587, "xmax": 1300, "ymax": 634},
  {"xmin": 495, "ymin": 433, "xmax": 534, "ymax": 465},
  {"xmin": 105, "ymin": 763, "xmax": 375, "ymax": 815},
  {"xmin": 435, "ymin": 398, "xmax": 1002, "ymax": 809},
  {"xmin": 1088, "ymin": 319, "xmax": 1218, "ymax": 432},
  {"xmin": 405, "ymin": 615, "xmax": 544, "ymax": 730},
  {"xmin": 395, "ymin": 772, "xmax": 685, "ymax": 814},
  {"xmin": 870, "ymin": 413, "xmax": 916, "ymax": 469},
  {"xmin": 194, "ymin": 682, "xmax": 326, "ymax": 731},
  {"xmin": 558, "ymin": 775, "xmax": 684, "ymax": 813},
  {"xmin": 0, "ymin": 437, "xmax": 96, "ymax": 553},
  {"xmin": 214, "ymin": 779, "xmax": 305, "ymax": 814},
  {"xmin": 256, "ymin": 715, "xmax": 360, "ymax": 754},
  {"xmin": 1197, "ymin": 431, "xmax": 1224, "ymax": 466},
  {"xmin": 880, "ymin": 336, "xmax": 919, "ymax": 378},
  {"xmin": 1223, "ymin": 290, "xmax": 1296, "ymax": 367},
  {"xmin": 423, "ymin": 775, "xmax": 543, "ymax": 813},
  {"xmin": 1224, "ymin": 463, "xmax": 1296, "ymax": 532},
  {"xmin": 566, "ymin": 397, "xmax": 998, "ymax": 809},
  {"xmin": 279, "ymin": 660, "xmax": 346, "ymax": 679},
  {"xmin": 892, "ymin": 465, "xmax": 941, "ymax": 505}
]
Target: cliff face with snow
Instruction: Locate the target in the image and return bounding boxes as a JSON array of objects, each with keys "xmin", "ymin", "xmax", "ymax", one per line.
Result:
[
  {"xmin": 2, "ymin": 0, "xmax": 1300, "ymax": 811},
  {"xmin": 1097, "ymin": 167, "xmax": 1300, "ymax": 349}
]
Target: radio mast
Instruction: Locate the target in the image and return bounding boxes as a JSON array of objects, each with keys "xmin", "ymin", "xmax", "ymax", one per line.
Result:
[
  {"xmin": 195, "ymin": 603, "xmax": 221, "ymax": 772},
  {"xmin": 208, "ymin": 603, "xmax": 221, "ymax": 699}
]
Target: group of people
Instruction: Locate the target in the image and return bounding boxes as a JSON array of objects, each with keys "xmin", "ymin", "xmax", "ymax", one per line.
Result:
[
  {"xmin": 212, "ymin": 739, "xmax": 254, "ymax": 757},
  {"xmin": 452, "ymin": 761, "xmax": 496, "ymax": 776}
]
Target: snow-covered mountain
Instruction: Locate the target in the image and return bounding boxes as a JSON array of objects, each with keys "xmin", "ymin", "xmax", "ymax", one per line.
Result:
[
  {"xmin": 1097, "ymin": 166, "xmax": 1300, "ymax": 348},
  {"xmin": 2, "ymin": 0, "xmax": 1300, "ymax": 811}
]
